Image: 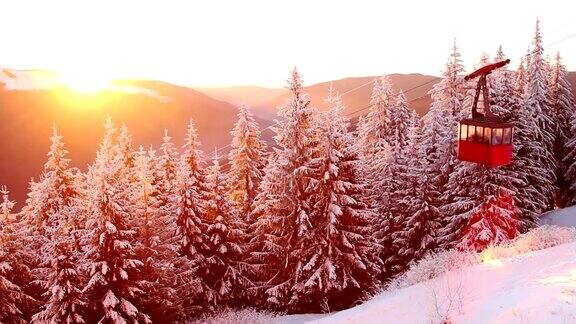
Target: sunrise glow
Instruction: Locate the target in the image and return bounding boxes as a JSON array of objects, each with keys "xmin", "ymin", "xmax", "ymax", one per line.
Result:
[
  {"xmin": 57, "ymin": 71, "xmax": 112, "ymax": 93},
  {"xmin": 0, "ymin": 0, "xmax": 574, "ymax": 87}
]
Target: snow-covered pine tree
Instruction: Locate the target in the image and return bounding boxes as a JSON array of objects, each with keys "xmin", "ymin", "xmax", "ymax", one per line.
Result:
[
  {"xmin": 129, "ymin": 146, "xmax": 169, "ymax": 321},
  {"xmin": 132, "ymin": 146, "xmax": 159, "ymax": 263},
  {"xmin": 515, "ymin": 57, "xmax": 527, "ymax": 97},
  {"xmin": 176, "ymin": 119, "xmax": 209, "ymax": 260},
  {"xmin": 15, "ymin": 125, "xmax": 80, "ymax": 317},
  {"xmin": 0, "ymin": 185, "xmax": 15, "ymax": 224},
  {"xmin": 513, "ymin": 19, "xmax": 557, "ymax": 221},
  {"xmin": 157, "ymin": 129, "xmax": 179, "ymax": 217},
  {"xmin": 548, "ymin": 52, "xmax": 576, "ymax": 207},
  {"xmin": 228, "ymin": 104, "xmax": 267, "ymax": 221},
  {"xmin": 173, "ymin": 118, "xmax": 213, "ymax": 316},
  {"xmin": 82, "ymin": 118, "xmax": 151, "ymax": 323},
  {"xmin": 419, "ymin": 41, "xmax": 467, "ymax": 249},
  {"xmin": 22, "ymin": 125, "xmax": 78, "ymax": 232},
  {"xmin": 476, "ymin": 52, "xmax": 490, "ymax": 69},
  {"xmin": 0, "ymin": 241, "xmax": 31, "ymax": 323},
  {"xmin": 396, "ymin": 123, "xmax": 442, "ymax": 264},
  {"xmin": 289, "ymin": 86, "xmax": 382, "ymax": 312},
  {"xmin": 249, "ymin": 68, "xmax": 324, "ymax": 312},
  {"xmin": 356, "ymin": 74, "xmax": 396, "ymax": 161},
  {"xmin": 566, "ymin": 117, "xmax": 576, "ymax": 205},
  {"xmin": 117, "ymin": 123, "xmax": 136, "ymax": 172},
  {"xmin": 371, "ymin": 90, "xmax": 417, "ymax": 276},
  {"xmin": 442, "ymin": 159, "xmax": 523, "ymax": 251},
  {"xmin": 356, "ymin": 77, "xmax": 413, "ymax": 269},
  {"xmin": 548, "ymin": 52, "xmax": 575, "ymax": 156},
  {"xmin": 30, "ymin": 204, "xmax": 87, "ymax": 324},
  {"xmin": 456, "ymin": 187, "xmax": 518, "ymax": 251},
  {"xmin": 389, "ymin": 90, "xmax": 413, "ymax": 149},
  {"xmin": 141, "ymin": 130, "xmax": 194, "ymax": 321},
  {"xmin": 203, "ymin": 153, "xmax": 252, "ymax": 306},
  {"xmin": 0, "ymin": 186, "xmax": 33, "ymax": 323},
  {"xmin": 491, "ymin": 46, "xmax": 519, "ymax": 119},
  {"xmin": 421, "ymin": 40, "xmax": 466, "ymax": 194}
]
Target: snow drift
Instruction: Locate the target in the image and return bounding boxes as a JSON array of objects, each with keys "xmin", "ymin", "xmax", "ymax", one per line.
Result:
[{"xmin": 303, "ymin": 226, "xmax": 576, "ymax": 323}]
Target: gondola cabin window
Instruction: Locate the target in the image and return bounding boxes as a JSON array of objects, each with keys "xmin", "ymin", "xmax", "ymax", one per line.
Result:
[{"xmin": 458, "ymin": 119, "xmax": 513, "ymax": 167}]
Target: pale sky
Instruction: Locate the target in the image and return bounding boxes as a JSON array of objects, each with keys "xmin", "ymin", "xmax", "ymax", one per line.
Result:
[{"xmin": 0, "ymin": 0, "xmax": 575, "ymax": 88}]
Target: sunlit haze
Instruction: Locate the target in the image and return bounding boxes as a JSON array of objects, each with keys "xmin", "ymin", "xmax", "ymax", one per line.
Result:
[{"xmin": 1, "ymin": 0, "xmax": 575, "ymax": 87}]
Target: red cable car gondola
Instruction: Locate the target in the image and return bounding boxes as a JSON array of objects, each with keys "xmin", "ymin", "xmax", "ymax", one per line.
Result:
[{"xmin": 458, "ymin": 59, "xmax": 513, "ymax": 167}]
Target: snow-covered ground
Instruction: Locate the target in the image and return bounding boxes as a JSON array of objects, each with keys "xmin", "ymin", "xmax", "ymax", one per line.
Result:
[
  {"xmin": 274, "ymin": 227, "xmax": 576, "ymax": 324},
  {"xmin": 540, "ymin": 205, "xmax": 576, "ymax": 228}
]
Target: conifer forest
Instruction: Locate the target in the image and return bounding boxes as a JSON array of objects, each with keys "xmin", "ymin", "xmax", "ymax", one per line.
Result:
[{"xmin": 1, "ymin": 20, "xmax": 576, "ymax": 323}]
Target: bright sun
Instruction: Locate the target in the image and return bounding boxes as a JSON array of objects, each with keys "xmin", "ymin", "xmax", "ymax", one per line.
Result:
[{"xmin": 57, "ymin": 70, "xmax": 112, "ymax": 93}]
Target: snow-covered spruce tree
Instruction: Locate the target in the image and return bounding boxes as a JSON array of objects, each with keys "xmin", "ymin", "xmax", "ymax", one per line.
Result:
[
  {"xmin": 511, "ymin": 19, "xmax": 557, "ymax": 225},
  {"xmin": 21, "ymin": 125, "xmax": 79, "ymax": 232},
  {"xmin": 30, "ymin": 207, "xmax": 87, "ymax": 324},
  {"xmin": 356, "ymin": 75, "xmax": 399, "ymax": 253},
  {"xmin": 249, "ymin": 68, "xmax": 324, "ymax": 312},
  {"xmin": 356, "ymin": 78, "xmax": 413, "ymax": 270},
  {"xmin": 0, "ymin": 241, "xmax": 31, "ymax": 323},
  {"xmin": 203, "ymin": 154, "xmax": 252, "ymax": 306},
  {"xmin": 228, "ymin": 104, "xmax": 267, "ymax": 222},
  {"xmin": 491, "ymin": 46, "xmax": 520, "ymax": 120},
  {"xmin": 117, "ymin": 123, "xmax": 136, "ymax": 172},
  {"xmin": 0, "ymin": 185, "xmax": 15, "ymax": 223},
  {"xmin": 0, "ymin": 186, "xmax": 33, "ymax": 323},
  {"xmin": 356, "ymin": 74, "xmax": 396, "ymax": 162},
  {"xmin": 132, "ymin": 146, "xmax": 159, "ymax": 263},
  {"xmin": 82, "ymin": 118, "xmax": 151, "ymax": 323},
  {"xmin": 456, "ymin": 188, "xmax": 518, "ymax": 251},
  {"xmin": 548, "ymin": 52, "xmax": 576, "ymax": 206},
  {"xmin": 157, "ymin": 129, "xmax": 180, "ymax": 218},
  {"xmin": 421, "ymin": 40, "xmax": 466, "ymax": 197},
  {"xmin": 525, "ymin": 19, "xmax": 557, "ymax": 200},
  {"xmin": 129, "ymin": 146, "xmax": 172, "ymax": 322},
  {"xmin": 173, "ymin": 118, "xmax": 214, "ymax": 316},
  {"xmin": 371, "ymin": 90, "xmax": 417, "ymax": 276},
  {"xmin": 419, "ymin": 41, "xmax": 467, "ymax": 249},
  {"xmin": 548, "ymin": 51, "xmax": 575, "ymax": 157},
  {"xmin": 396, "ymin": 123, "xmax": 442, "ymax": 264},
  {"xmin": 289, "ymin": 86, "xmax": 382, "ymax": 312},
  {"xmin": 142, "ymin": 130, "xmax": 194, "ymax": 321},
  {"xmin": 14, "ymin": 125, "xmax": 80, "ymax": 317},
  {"xmin": 563, "ymin": 74, "xmax": 576, "ymax": 206},
  {"xmin": 476, "ymin": 52, "xmax": 490, "ymax": 69},
  {"xmin": 441, "ymin": 159, "xmax": 523, "ymax": 251},
  {"xmin": 516, "ymin": 56, "xmax": 527, "ymax": 97}
]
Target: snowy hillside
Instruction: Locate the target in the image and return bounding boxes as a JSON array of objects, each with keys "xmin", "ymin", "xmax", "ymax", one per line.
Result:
[
  {"xmin": 540, "ymin": 206, "xmax": 576, "ymax": 227},
  {"xmin": 292, "ymin": 228, "xmax": 576, "ymax": 324}
]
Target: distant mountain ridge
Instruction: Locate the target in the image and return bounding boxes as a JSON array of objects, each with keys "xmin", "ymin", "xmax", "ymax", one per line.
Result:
[
  {"xmin": 198, "ymin": 72, "xmax": 576, "ymax": 120},
  {"xmin": 196, "ymin": 85, "xmax": 287, "ymax": 110},
  {"xmin": 1, "ymin": 68, "xmax": 575, "ymax": 208},
  {"xmin": 199, "ymin": 74, "xmax": 440, "ymax": 120}
]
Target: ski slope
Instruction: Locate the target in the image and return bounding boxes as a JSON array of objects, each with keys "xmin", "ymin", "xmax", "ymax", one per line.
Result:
[{"xmin": 302, "ymin": 239, "xmax": 576, "ymax": 323}]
